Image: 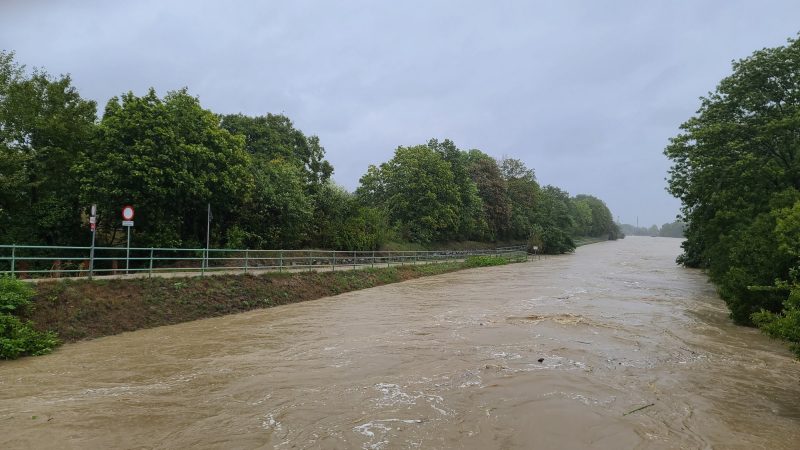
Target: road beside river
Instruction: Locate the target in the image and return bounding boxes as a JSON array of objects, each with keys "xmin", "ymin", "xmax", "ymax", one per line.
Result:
[{"xmin": 2, "ymin": 237, "xmax": 798, "ymax": 449}]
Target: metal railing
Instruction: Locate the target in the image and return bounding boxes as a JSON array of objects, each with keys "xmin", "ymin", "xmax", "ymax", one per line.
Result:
[{"xmin": 0, "ymin": 244, "xmax": 528, "ymax": 280}]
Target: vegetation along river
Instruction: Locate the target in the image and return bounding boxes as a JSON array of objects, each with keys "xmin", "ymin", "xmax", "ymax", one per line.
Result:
[{"xmin": 1, "ymin": 237, "xmax": 799, "ymax": 449}]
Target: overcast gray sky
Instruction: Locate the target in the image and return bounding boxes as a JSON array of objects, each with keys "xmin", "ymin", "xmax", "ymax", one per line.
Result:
[{"xmin": 2, "ymin": 1, "xmax": 799, "ymax": 226}]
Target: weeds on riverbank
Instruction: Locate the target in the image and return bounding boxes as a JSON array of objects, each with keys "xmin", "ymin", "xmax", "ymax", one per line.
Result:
[
  {"xmin": 464, "ymin": 255, "xmax": 516, "ymax": 267},
  {"xmin": 0, "ymin": 276, "xmax": 60, "ymax": 359}
]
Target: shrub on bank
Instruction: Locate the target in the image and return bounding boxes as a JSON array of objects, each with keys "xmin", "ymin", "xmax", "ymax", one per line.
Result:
[
  {"xmin": 752, "ymin": 281, "xmax": 800, "ymax": 357},
  {"xmin": 0, "ymin": 276, "xmax": 60, "ymax": 360},
  {"xmin": 0, "ymin": 275, "xmax": 35, "ymax": 313},
  {"xmin": 464, "ymin": 255, "xmax": 512, "ymax": 267}
]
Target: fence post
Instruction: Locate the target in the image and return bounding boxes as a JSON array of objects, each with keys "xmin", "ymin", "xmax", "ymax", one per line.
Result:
[
  {"xmin": 10, "ymin": 244, "xmax": 16, "ymax": 277},
  {"xmin": 244, "ymin": 249, "xmax": 249, "ymax": 274},
  {"xmin": 372, "ymin": 250, "xmax": 375, "ymax": 268},
  {"xmin": 279, "ymin": 251, "xmax": 283, "ymax": 273},
  {"xmin": 332, "ymin": 250, "xmax": 336, "ymax": 271},
  {"xmin": 149, "ymin": 248, "xmax": 154, "ymax": 278},
  {"xmin": 353, "ymin": 250, "xmax": 356, "ymax": 270}
]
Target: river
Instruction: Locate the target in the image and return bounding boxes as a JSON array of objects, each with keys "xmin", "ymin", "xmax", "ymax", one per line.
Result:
[{"xmin": 1, "ymin": 237, "xmax": 799, "ymax": 449}]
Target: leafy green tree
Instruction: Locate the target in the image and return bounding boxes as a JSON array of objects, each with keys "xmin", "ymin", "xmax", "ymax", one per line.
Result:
[
  {"xmin": 531, "ymin": 185, "xmax": 576, "ymax": 253},
  {"xmin": 571, "ymin": 198, "xmax": 594, "ymax": 236},
  {"xmin": 357, "ymin": 145, "xmax": 460, "ymax": 243},
  {"xmin": 499, "ymin": 157, "xmax": 540, "ymax": 240},
  {"xmin": 658, "ymin": 221, "xmax": 686, "ymax": 238},
  {"xmin": 428, "ymin": 139, "xmax": 486, "ymax": 240},
  {"xmin": 573, "ymin": 195, "xmax": 619, "ymax": 239},
  {"xmin": 665, "ymin": 35, "xmax": 800, "ymax": 336},
  {"xmin": 220, "ymin": 113, "xmax": 333, "ymax": 190},
  {"xmin": 77, "ymin": 88, "xmax": 252, "ymax": 248},
  {"xmin": 234, "ymin": 158, "xmax": 313, "ymax": 248},
  {"xmin": 0, "ymin": 51, "xmax": 97, "ymax": 245},
  {"xmin": 466, "ymin": 149, "xmax": 512, "ymax": 240}
]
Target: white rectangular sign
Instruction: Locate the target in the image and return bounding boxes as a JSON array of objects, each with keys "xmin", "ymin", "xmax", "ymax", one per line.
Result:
[{"xmin": 122, "ymin": 220, "xmax": 134, "ymax": 227}]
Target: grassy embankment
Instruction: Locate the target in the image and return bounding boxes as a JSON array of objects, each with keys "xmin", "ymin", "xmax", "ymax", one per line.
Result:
[{"xmin": 22, "ymin": 255, "xmax": 524, "ymax": 346}]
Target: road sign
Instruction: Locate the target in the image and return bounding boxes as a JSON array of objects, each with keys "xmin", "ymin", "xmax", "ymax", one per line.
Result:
[
  {"xmin": 122, "ymin": 220, "xmax": 134, "ymax": 227},
  {"xmin": 122, "ymin": 205, "xmax": 135, "ymax": 221},
  {"xmin": 90, "ymin": 223, "xmax": 96, "ymax": 231}
]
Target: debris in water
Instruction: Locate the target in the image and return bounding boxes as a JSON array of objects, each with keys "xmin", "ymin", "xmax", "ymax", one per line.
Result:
[
  {"xmin": 622, "ymin": 403, "xmax": 655, "ymax": 416},
  {"xmin": 537, "ymin": 358, "xmax": 545, "ymax": 363}
]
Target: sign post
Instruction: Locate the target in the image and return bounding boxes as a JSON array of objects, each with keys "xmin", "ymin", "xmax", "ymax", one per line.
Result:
[
  {"xmin": 122, "ymin": 205, "xmax": 135, "ymax": 275},
  {"xmin": 203, "ymin": 203, "xmax": 212, "ymax": 276},
  {"xmin": 89, "ymin": 204, "xmax": 97, "ymax": 279}
]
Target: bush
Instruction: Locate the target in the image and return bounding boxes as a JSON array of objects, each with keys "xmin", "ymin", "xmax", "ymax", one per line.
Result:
[
  {"xmin": 0, "ymin": 275, "xmax": 35, "ymax": 313},
  {"xmin": 464, "ymin": 255, "xmax": 511, "ymax": 267},
  {"xmin": 752, "ymin": 283, "xmax": 800, "ymax": 357},
  {"xmin": 0, "ymin": 314, "xmax": 60, "ymax": 359},
  {"xmin": 0, "ymin": 276, "xmax": 60, "ymax": 359}
]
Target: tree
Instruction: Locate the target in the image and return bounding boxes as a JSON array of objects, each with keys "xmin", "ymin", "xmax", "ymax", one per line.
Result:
[
  {"xmin": 428, "ymin": 139, "xmax": 486, "ymax": 240},
  {"xmin": 665, "ymin": 35, "xmax": 800, "ymax": 331},
  {"xmin": 77, "ymin": 88, "xmax": 252, "ymax": 248},
  {"xmin": 499, "ymin": 157, "xmax": 540, "ymax": 240},
  {"xmin": 0, "ymin": 51, "xmax": 97, "ymax": 245},
  {"xmin": 466, "ymin": 149, "xmax": 511, "ymax": 240},
  {"xmin": 658, "ymin": 221, "xmax": 686, "ymax": 238},
  {"xmin": 531, "ymin": 186, "xmax": 576, "ymax": 253},
  {"xmin": 220, "ymin": 113, "xmax": 333, "ymax": 191},
  {"xmin": 357, "ymin": 145, "xmax": 460, "ymax": 243}
]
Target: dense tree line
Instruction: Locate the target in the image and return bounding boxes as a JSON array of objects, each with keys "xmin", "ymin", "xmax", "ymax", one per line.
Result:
[
  {"xmin": 618, "ymin": 221, "xmax": 685, "ymax": 238},
  {"xmin": 0, "ymin": 51, "xmax": 619, "ymax": 256},
  {"xmin": 665, "ymin": 36, "xmax": 800, "ymax": 355}
]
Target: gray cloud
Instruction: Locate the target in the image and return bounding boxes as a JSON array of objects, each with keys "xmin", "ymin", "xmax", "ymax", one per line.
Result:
[{"xmin": 2, "ymin": 0, "xmax": 799, "ymax": 226}]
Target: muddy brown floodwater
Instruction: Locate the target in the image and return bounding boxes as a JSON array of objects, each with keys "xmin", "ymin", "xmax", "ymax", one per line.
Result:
[{"xmin": 2, "ymin": 237, "xmax": 800, "ymax": 449}]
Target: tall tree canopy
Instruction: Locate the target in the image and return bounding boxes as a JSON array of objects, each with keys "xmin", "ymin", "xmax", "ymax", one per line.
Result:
[
  {"xmin": 0, "ymin": 51, "xmax": 96, "ymax": 245},
  {"xmin": 665, "ymin": 35, "xmax": 800, "ymax": 354},
  {"xmin": 357, "ymin": 144, "xmax": 461, "ymax": 243},
  {"xmin": 0, "ymin": 50, "xmax": 620, "ymax": 260},
  {"xmin": 78, "ymin": 88, "xmax": 252, "ymax": 247}
]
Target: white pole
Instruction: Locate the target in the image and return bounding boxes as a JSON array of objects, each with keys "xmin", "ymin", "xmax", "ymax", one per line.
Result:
[
  {"xmin": 126, "ymin": 225, "xmax": 131, "ymax": 275},
  {"xmin": 205, "ymin": 203, "xmax": 211, "ymax": 274}
]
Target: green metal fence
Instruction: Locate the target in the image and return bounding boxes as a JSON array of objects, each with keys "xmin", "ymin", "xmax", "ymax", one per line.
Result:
[{"xmin": 0, "ymin": 244, "xmax": 528, "ymax": 280}]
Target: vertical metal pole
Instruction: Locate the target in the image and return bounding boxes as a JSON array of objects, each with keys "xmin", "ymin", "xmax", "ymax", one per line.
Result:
[
  {"xmin": 204, "ymin": 203, "xmax": 211, "ymax": 276},
  {"xmin": 149, "ymin": 248, "xmax": 154, "ymax": 278},
  {"xmin": 89, "ymin": 227, "xmax": 96, "ymax": 280},
  {"xmin": 332, "ymin": 250, "xmax": 336, "ymax": 271},
  {"xmin": 10, "ymin": 244, "xmax": 16, "ymax": 276},
  {"xmin": 279, "ymin": 251, "xmax": 283, "ymax": 273},
  {"xmin": 126, "ymin": 226, "xmax": 131, "ymax": 275},
  {"xmin": 372, "ymin": 250, "xmax": 375, "ymax": 268},
  {"xmin": 244, "ymin": 249, "xmax": 249, "ymax": 274},
  {"xmin": 353, "ymin": 250, "xmax": 356, "ymax": 270}
]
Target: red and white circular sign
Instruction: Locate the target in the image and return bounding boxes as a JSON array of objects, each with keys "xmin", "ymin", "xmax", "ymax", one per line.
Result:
[{"xmin": 122, "ymin": 205, "xmax": 135, "ymax": 220}]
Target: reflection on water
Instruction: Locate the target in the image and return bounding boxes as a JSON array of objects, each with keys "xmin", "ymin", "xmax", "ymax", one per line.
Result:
[{"xmin": 1, "ymin": 237, "xmax": 799, "ymax": 449}]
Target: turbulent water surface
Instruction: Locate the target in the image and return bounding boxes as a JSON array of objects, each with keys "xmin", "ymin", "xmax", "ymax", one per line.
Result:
[{"xmin": 2, "ymin": 237, "xmax": 799, "ymax": 449}]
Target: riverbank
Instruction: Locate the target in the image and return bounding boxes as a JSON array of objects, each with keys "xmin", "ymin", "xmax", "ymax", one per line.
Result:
[
  {"xmin": 24, "ymin": 257, "xmax": 520, "ymax": 344},
  {"xmin": 3, "ymin": 237, "xmax": 797, "ymax": 449}
]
